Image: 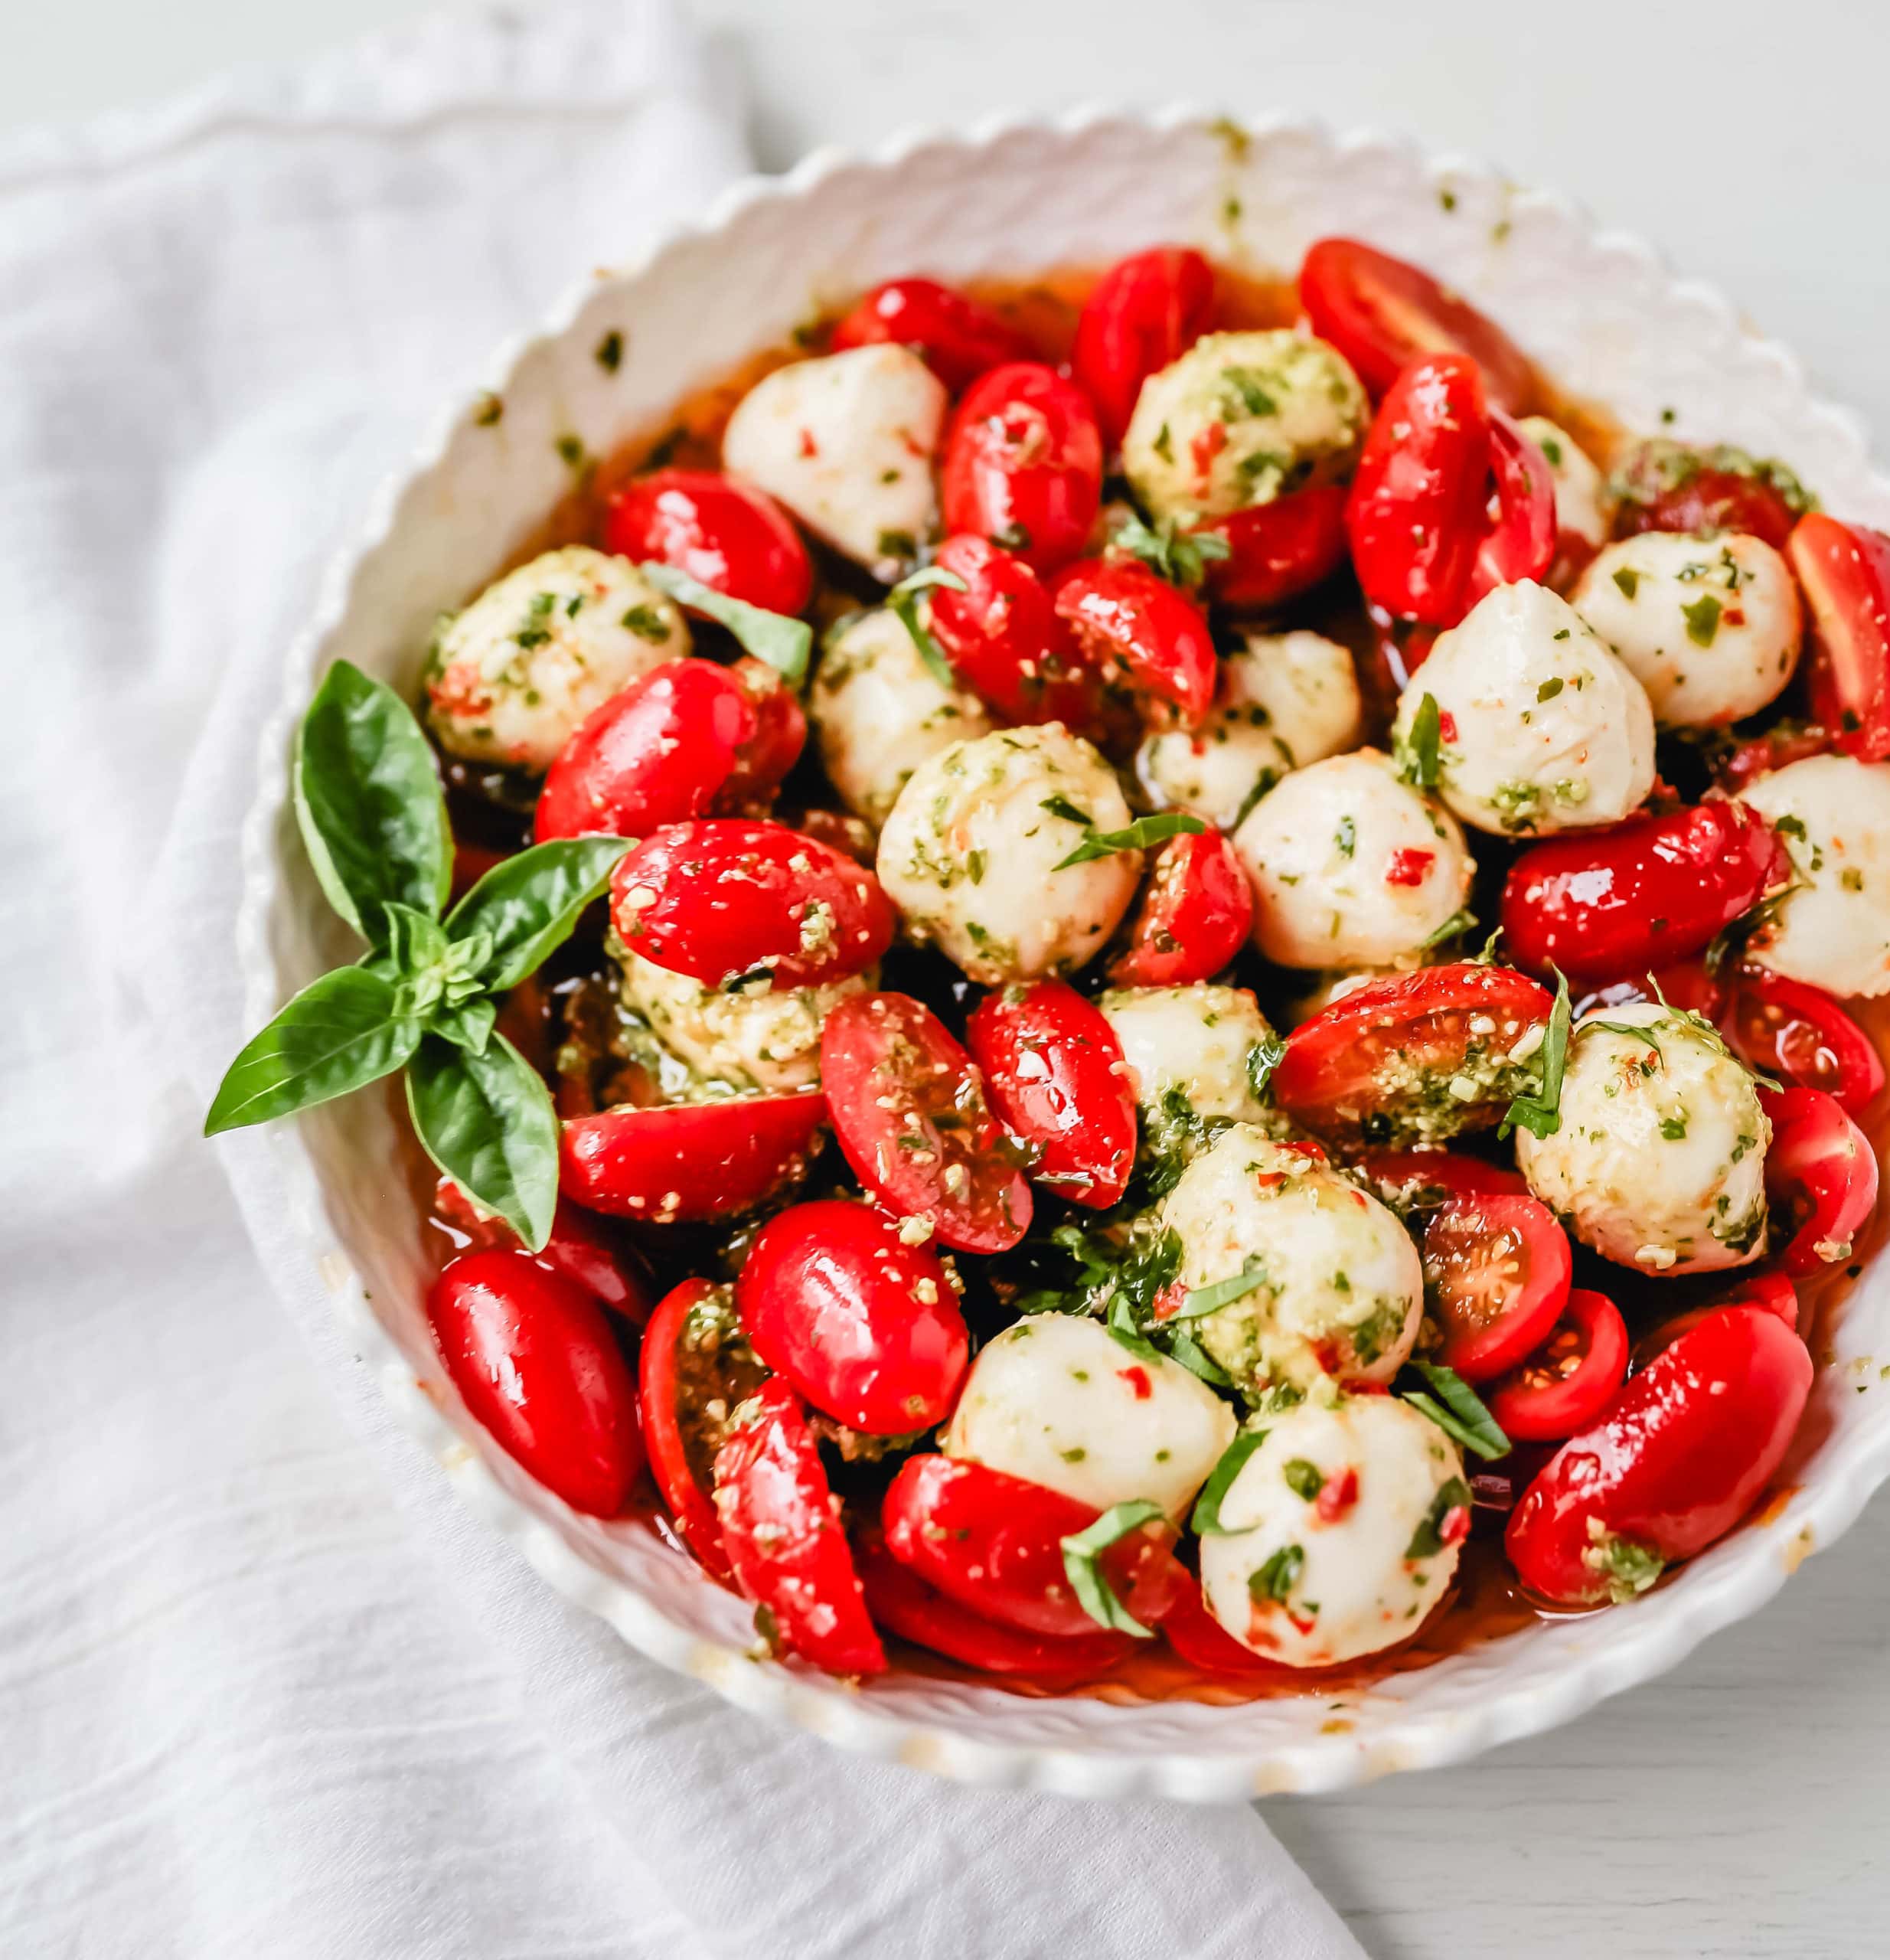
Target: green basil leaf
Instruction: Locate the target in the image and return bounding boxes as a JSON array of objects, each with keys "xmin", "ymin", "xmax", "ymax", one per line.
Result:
[
  {"xmin": 1402, "ymin": 1361, "xmax": 1510, "ymax": 1461},
  {"xmin": 1163, "ymin": 1329, "xmax": 1233, "ymax": 1389},
  {"xmin": 639, "ymin": 561, "xmax": 812, "ymax": 685},
  {"xmin": 428, "ymin": 995, "xmax": 498, "ymax": 1056},
  {"xmin": 1104, "ymin": 1292, "xmax": 1165, "ymax": 1364},
  {"xmin": 382, "ymin": 900, "xmax": 449, "ymax": 977},
  {"xmin": 886, "ymin": 566, "xmax": 969, "ymax": 689},
  {"xmin": 1246, "ymin": 1032, "xmax": 1286, "ymax": 1103},
  {"xmin": 1176, "ymin": 1256, "xmax": 1268, "ymax": 1320},
  {"xmin": 1401, "ymin": 691, "xmax": 1442, "ymax": 790},
  {"xmin": 1405, "ymin": 1476, "xmax": 1474, "ymax": 1558},
  {"xmin": 405, "ymin": 1033, "xmax": 558, "ymax": 1250},
  {"xmin": 1500, "ymin": 964, "xmax": 1571, "ymax": 1141},
  {"xmin": 1189, "ymin": 1428, "xmax": 1269, "ymax": 1535},
  {"xmin": 1055, "ymin": 811, "xmax": 1206, "ymax": 871},
  {"xmin": 294, "ymin": 658, "xmax": 451, "ymax": 944},
  {"xmin": 1109, "ymin": 514, "xmax": 1230, "ymax": 590},
  {"xmin": 1059, "ymin": 1499, "xmax": 1166, "ymax": 1637},
  {"xmin": 1248, "ymin": 1543, "xmax": 1304, "ymax": 1604},
  {"xmin": 445, "ymin": 838, "xmax": 630, "ymax": 992},
  {"xmin": 204, "ymin": 965, "xmax": 419, "ymax": 1135}
]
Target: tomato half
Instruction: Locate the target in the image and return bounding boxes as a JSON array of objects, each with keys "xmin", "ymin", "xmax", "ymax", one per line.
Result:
[
  {"xmin": 718, "ymin": 658, "xmax": 808, "ymax": 812},
  {"xmin": 1760, "ymin": 1084, "xmax": 1880, "ymax": 1276},
  {"xmin": 1715, "ymin": 722, "xmax": 1833, "ymax": 794},
  {"xmin": 1049, "ymin": 558, "xmax": 1217, "ymax": 728},
  {"xmin": 1466, "ymin": 411, "xmax": 1555, "ymax": 603},
  {"xmin": 1194, "ymin": 480, "xmax": 1350, "ymax": 612},
  {"xmin": 1070, "ymin": 246, "xmax": 1216, "ymax": 449},
  {"xmin": 827, "ymin": 277, "xmax": 1030, "ymax": 393},
  {"xmin": 1354, "ymin": 1149, "xmax": 1529, "ymax": 1216},
  {"xmin": 940, "ymin": 363, "xmax": 1104, "ymax": 574},
  {"xmin": 1788, "ymin": 513, "xmax": 1890, "ymax": 763},
  {"xmin": 1485, "ymin": 1288, "xmax": 1628, "ymax": 1442},
  {"xmin": 433, "ymin": 1176, "xmax": 653, "ymax": 1325},
  {"xmin": 559, "ymin": 1092, "xmax": 826, "ymax": 1223},
  {"xmin": 1105, "ymin": 828, "xmax": 1253, "ymax": 988},
  {"xmin": 1612, "ymin": 440, "xmax": 1807, "ymax": 552},
  {"xmin": 1422, "ymin": 1192, "xmax": 1573, "ymax": 1383},
  {"xmin": 1721, "ymin": 969, "xmax": 1884, "ymax": 1115},
  {"xmin": 1159, "ymin": 1582, "xmax": 1288, "ymax": 1676},
  {"xmin": 600, "ymin": 469, "xmax": 813, "ymax": 617}
]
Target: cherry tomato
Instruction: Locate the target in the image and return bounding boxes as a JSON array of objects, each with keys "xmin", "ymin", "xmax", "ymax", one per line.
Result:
[
  {"xmin": 1638, "ymin": 1271, "xmax": 1801, "ymax": 1367},
  {"xmin": 1195, "ymin": 480, "xmax": 1350, "ymax": 612},
  {"xmin": 1612, "ymin": 442, "xmax": 1804, "ymax": 551},
  {"xmin": 1760, "ymin": 1084, "xmax": 1879, "ymax": 1276},
  {"xmin": 1422, "ymin": 1192, "xmax": 1573, "ymax": 1383},
  {"xmin": 1788, "ymin": 513, "xmax": 1890, "ymax": 763},
  {"xmin": 1486, "ymin": 1288, "xmax": 1629, "ymax": 1442},
  {"xmin": 1300, "ymin": 237, "xmax": 1536, "ymax": 414},
  {"xmin": 1049, "ymin": 557, "xmax": 1217, "ymax": 727},
  {"xmin": 1574, "ymin": 958, "xmax": 1728, "ymax": 1026},
  {"xmin": 712, "ymin": 1380, "xmax": 886, "ymax": 1676},
  {"xmin": 718, "ymin": 658, "xmax": 808, "ymax": 811},
  {"xmin": 560, "ymin": 1092, "xmax": 826, "ymax": 1223},
  {"xmin": 1105, "ymin": 828, "xmax": 1253, "ymax": 988},
  {"xmin": 964, "ymin": 979, "xmax": 1137, "ymax": 1208},
  {"xmin": 924, "ymin": 534, "xmax": 1103, "ymax": 729},
  {"xmin": 1355, "ymin": 1149, "xmax": 1529, "ymax": 1214},
  {"xmin": 827, "ymin": 277, "xmax": 1030, "ymax": 393},
  {"xmin": 1505, "ymin": 1305, "xmax": 1812, "ymax": 1606},
  {"xmin": 1466, "ymin": 411, "xmax": 1556, "ymax": 602},
  {"xmin": 601, "ymin": 469, "xmax": 812, "ymax": 616},
  {"xmin": 434, "ymin": 1176, "xmax": 653, "ymax": 1325},
  {"xmin": 1159, "ymin": 1582, "xmax": 1288, "ymax": 1675},
  {"xmin": 1715, "ymin": 722, "xmax": 1832, "ymax": 793},
  {"xmin": 1069, "ymin": 246, "xmax": 1216, "ymax": 449},
  {"xmin": 820, "ymin": 991, "xmax": 1033, "ymax": 1253},
  {"xmin": 609, "ymin": 818, "xmax": 894, "ymax": 988},
  {"xmin": 940, "ymin": 362, "xmax": 1103, "ymax": 574},
  {"xmin": 1499, "ymin": 801, "xmax": 1791, "ymax": 983},
  {"xmin": 427, "ymin": 1249, "xmax": 644, "ymax": 1517},
  {"xmin": 1720, "ymin": 969, "xmax": 1884, "ymax": 1115},
  {"xmin": 1271, "ymin": 964, "xmax": 1555, "ymax": 1145}
]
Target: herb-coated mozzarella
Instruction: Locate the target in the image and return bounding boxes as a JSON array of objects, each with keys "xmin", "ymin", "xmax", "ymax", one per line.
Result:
[
  {"xmin": 1097, "ymin": 985, "xmax": 1281, "ymax": 1144},
  {"xmin": 1158, "ymin": 1124, "xmax": 1423, "ymax": 1394},
  {"xmin": 1136, "ymin": 629, "xmax": 1363, "ymax": 826},
  {"xmin": 1232, "ymin": 750, "xmax": 1473, "ymax": 969},
  {"xmin": 1738, "ymin": 754, "xmax": 1890, "ymax": 998},
  {"xmin": 942, "ymin": 1313, "xmax": 1236, "ymax": 1521},
  {"xmin": 875, "ymin": 724, "xmax": 1141, "ymax": 984},
  {"xmin": 1572, "ymin": 532, "xmax": 1801, "ymax": 727},
  {"xmin": 1394, "ymin": 580, "xmax": 1657, "ymax": 835},
  {"xmin": 1515, "ymin": 1002, "xmax": 1771, "ymax": 1275},
  {"xmin": 423, "ymin": 546, "xmax": 686, "ymax": 771},
  {"xmin": 809, "ymin": 609, "xmax": 993, "ymax": 825},
  {"xmin": 1198, "ymin": 1393, "xmax": 1467, "ymax": 1667},
  {"xmin": 1121, "ymin": 330, "xmax": 1369, "ymax": 521},
  {"xmin": 720, "ymin": 345, "xmax": 945, "ymax": 582},
  {"xmin": 1518, "ymin": 417, "xmax": 1612, "ymax": 550}
]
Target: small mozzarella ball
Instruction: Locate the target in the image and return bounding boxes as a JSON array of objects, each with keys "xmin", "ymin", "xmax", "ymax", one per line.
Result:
[
  {"xmin": 1738, "ymin": 754, "xmax": 1890, "ymax": 997},
  {"xmin": 1199, "ymin": 1393, "xmax": 1466, "ymax": 1668},
  {"xmin": 1232, "ymin": 750, "xmax": 1472, "ymax": 969},
  {"xmin": 1137, "ymin": 630, "xmax": 1362, "ymax": 826},
  {"xmin": 721, "ymin": 345, "xmax": 945, "ymax": 581},
  {"xmin": 1159, "ymin": 1124, "xmax": 1423, "ymax": 1393},
  {"xmin": 1519, "ymin": 417, "xmax": 1612, "ymax": 550},
  {"xmin": 943, "ymin": 1313, "xmax": 1236, "ymax": 1521},
  {"xmin": 1395, "ymin": 580, "xmax": 1656, "ymax": 835},
  {"xmin": 809, "ymin": 609, "xmax": 993, "ymax": 825},
  {"xmin": 1516, "ymin": 1002, "xmax": 1770, "ymax": 1275},
  {"xmin": 1097, "ymin": 985, "xmax": 1279, "ymax": 1135},
  {"xmin": 1122, "ymin": 330, "xmax": 1369, "ymax": 521},
  {"xmin": 1572, "ymin": 533, "xmax": 1801, "ymax": 728},
  {"xmin": 876, "ymin": 724, "xmax": 1140, "ymax": 984},
  {"xmin": 423, "ymin": 547, "xmax": 687, "ymax": 771}
]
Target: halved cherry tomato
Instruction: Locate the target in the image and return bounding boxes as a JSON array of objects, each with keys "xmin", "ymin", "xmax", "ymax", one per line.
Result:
[
  {"xmin": 1486, "ymin": 1288, "xmax": 1628, "ymax": 1441},
  {"xmin": 1467, "ymin": 411, "xmax": 1556, "ymax": 602},
  {"xmin": 964, "ymin": 979, "xmax": 1137, "ymax": 1208},
  {"xmin": 427, "ymin": 1249, "xmax": 644, "ymax": 1517},
  {"xmin": 1788, "ymin": 513, "xmax": 1890, "ymax": 763},
  {"xmin": 1272, "ymin": 965, "xmax": 1555, "ymax": 1145},
  {"xmin": 1505, "ymin": 1305, "xmax": 1812, "ymax": 1606},
  {"xmin": 1760, "ymin": 1084, "xmax": 1879, "ymax": 1276},
  {"xmin": 1159, "ymin": 1582, "xmax": 1288, "ymax": 1675},
  {"xmin": 1500, "ymin": 801, "xmax": 1791, "ymax": 983},
  {"xmin": 819, "ymin": 991, "xmax": 1033, "ymax": 1253},
  {"xmin": 779, "ymin": 804, "xmax": 876, "ymax": 866},
  {"xmin": 1195, "ymin": 480, "xmax": 1350, "ymax": 612},
  {"xmin": 1355, "ymin": 1149, "xmax": 1529, "ymax": 1214},
  {"xmin": 718, "ymin": 658, "xmax": 808, "ymax": 811},
  {"xmin": 1105, "ymin": 828, "xmax": 1253, "ymax": 988},
  {"xmin": 1422, "ymin": 1192, "xmax": 1573, "ymax": 1383},
  {"xmin": 1715, "ymin": 722, "xmax": 1832, "ymax": 793},
  {"xmin": 560, "ymin": 1092, "xmax": 826, "ymax": 1223},
  {"xmin": 1720, "ymin": 969, "xmax": 1884, "ymax": 1115},
  {"xmin": 609, "ymin": 818, "xmax": 894, "ymax": 988},
  {"xmin": 940, "ymin": 363, "xmax": 1103, "ymax": 574},
  {"xmin": 433, "ymin": 1176, "xmax": 653, "ymax": 1325},
  {"xmin": 1299, "ymin": 237, "xmax": 1536, "ymax": 414},
  {"xmin": 827, "ymin": 277, "xmax": 1030, "ymax": 393},
  {"xmin": 1049, "ymin": 557, "xmax": 1216, "ymax": 728},
  {"xmin": 601, "ymin": 469, "xmax": 812, "ymax": 617},
  {"xmin": 1070, "ymin": 246, "xmax": 1216, "ymax": 449},
  {"xmin": 1612, "ymin": 441, "xmax": 1805, "ymax": 552},
  {"xmin": 712, "ymin": 1380, "xmax": 886, "ymax": 1675}
]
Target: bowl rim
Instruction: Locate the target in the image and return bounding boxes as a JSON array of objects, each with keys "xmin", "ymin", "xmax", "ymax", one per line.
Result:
[{"xmin": 233, "ymin": 102, "xmax": 1890, "ymax": 1802}]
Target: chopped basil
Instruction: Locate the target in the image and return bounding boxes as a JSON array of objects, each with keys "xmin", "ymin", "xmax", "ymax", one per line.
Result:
[
  {"xmin": 1536, "ymin": 677, "xmax": 1565, "ymax": 702},
  {"xmin": 1039, "ymin": 793, "xmax": 1095, "ymax": 828},
  {"xmin": 1190, "ymin": 1428, "xmax": 1270, "ymax": 1534},
  {"xmin": 639, "ymin": 561, "xmax": 812, "ymax": 685},
  {"xmin": 886, "ymin": 564, "xmax": 971, "ymax": 689},
  {"xmin": 877, "ymin": 528, "xmax": 918, "ymax": 560},
  {"xmin": 1248, "ymin": 1544, "xmax": 1304, "ymax": 1604},
  {"xmin": 1060, "ymin": 1500, "xmax": 1167, "ymax": 1636},
  {"xmin": 1335, "ymin": 814, "xmax": 1356, "ymax": 859},
  {"xmin": 1421, "ymin": 907, "xmax": 1477, "ymax": 950},
  {"xmin": 1661, "ymin": 1114, "xmax": 1688, "ymax": 1140},
  {"xmin": 594, "ymin": 329, "xmax": 624, "ymax": 373},
  {"xmin": 619, "ymin": 604, "xmax": 671, "ymax": 642},
  {"xmin": 1055, "ymin": 811, "xmax": 1207, "ymax": 870},
  {"xmin": 1611, "ymin": 566, "xmax": 1640, "ymax": 599},
  {"xmin": 1403, "ymin": 692, "xmax": 1443, "ymax": 789},
  {"xmin": 1282, "ymin": 1459, "xmax": 1326, "ymax": 1503},
  {"xmin": 1163, "ymin": 1328, "xmax": 1233, "ymax": 1389},
  {"xmin": 1246, "ymin": 1031, "xmax": 1286, "ymax": 1102},
  {"xmin": 1500, "ymin": 964, "xmax": 1570, "ymax": 1141},
  {"xmin": 1683, "ymin": 593, "xmax": 1723, "ymax": 647},
  {"xmin": 1401, "ymin": 1362, "xmax": 1510, "ymax": 1461},
  {"xmin": 1405, "ymin": 1476, "xmax": 1474, "ymax": 1558},
  {"xmin": 1176, "ymin": 1256, "xmax": 1268, "ymax": 1321},
  {"xmin": 1110, "ymin": 512, "xmax": 1231, "ymax": 590}
]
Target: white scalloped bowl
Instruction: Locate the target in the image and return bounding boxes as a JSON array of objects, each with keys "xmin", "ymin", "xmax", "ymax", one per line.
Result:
[{"xmin": 239, "ymin": 109, "xmax": 1890, "ymax": 1802}]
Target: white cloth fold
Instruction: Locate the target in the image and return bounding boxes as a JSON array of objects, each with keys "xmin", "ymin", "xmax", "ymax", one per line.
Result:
[{"xmin": 0, "ymin": 5, "xmax": 1364, "ymax": 1955}]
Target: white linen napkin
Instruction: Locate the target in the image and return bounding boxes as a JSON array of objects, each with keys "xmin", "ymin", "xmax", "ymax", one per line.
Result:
[{"xmin": 0, "ymin": 5, "xmax": 1365, "ymax": 1955}]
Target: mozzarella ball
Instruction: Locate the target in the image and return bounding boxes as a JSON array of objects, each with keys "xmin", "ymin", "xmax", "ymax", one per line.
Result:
[
  {"xmin": 876, "ymin": 724, "xmax": 1140, "ymax": 984},
  {"xmin": 1232, "ymin": 750, "xmax": 1473, "ymax": 969},
  {"xmin": 423, "ymin": 547, "xmax": 687, "ymax": 771},
  {"xmin": 1122, "ymin": 330, "xmax": 1369, "ymax": 521},
  {"xmin": 1137, "ymin": 630, "xmax": 1363, "ymax": 826},
  {"xmin": 1738, "ymin": 754, "xmax": 1890, "ymax": 997},
  {"xmin": 1199, "ymin": 1393, "xmax": 1466, "ymax": 1668},
  {"xmin": 721, "ymin": 345, "xmax": 945, "ymax": 581},
  {"xmin": 943, "ymin": 1314, "xmax": 1236, "ymax": 1521},
  {"xmin": 809, "ymin": 609, "xmax": 993, "ymax": 825},
  {"xmin": 1097, "ymin": 985, "xmax": 1280, "ymax": 1139},
  {"xmin": 1516, "ymin": 1001, "xmax": 1771, "ymax": 1275},
  {"xmin": 1518, "ymin": 417, "xmax": 1611, "ymax": 550},
  {"xmin": 1572, "ymin": 533, "xmax": 1801, "ymax": 727},
  {"xmin": 1158, "ymin": 1124, "xmax": 1423, "ymax": 1393},
  {"xmin": 1394, "ymin": 580, "xmax": 1656, "ymax": 835}
]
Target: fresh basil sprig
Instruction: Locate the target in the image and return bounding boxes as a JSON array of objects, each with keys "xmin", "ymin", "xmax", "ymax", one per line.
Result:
[
  {"xmin": 205, "ymin": 658, "xmax": 628, "ymax": 1249},
  {"xmin": 1059, "ymin": 1500, "xmax": 1167, "ymax": 1636},
  {"xmin": 886, "ymin": 565, "xmax": 970, "ymax": 689},
  {"xmin": 1108, "ymin": 513, "xmax": 1230, "ymax": 590},
  {"xmin": 1055, "ymin": 811, "xmax": 1206, "ymax": 871},
  {"xmin": 639, "ymin": 560, "xmax": 813, "ymax": 685}
]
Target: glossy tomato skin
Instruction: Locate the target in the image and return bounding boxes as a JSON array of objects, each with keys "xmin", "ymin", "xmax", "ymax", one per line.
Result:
[
  {"xmin": 1721, "ymin": 969, "xmax": 1884, "ymax": 1116},
  {"xmin": 434, "ymin": 1176, "xmax": 653, "ymax": 1325},
  {"xmin": 719, "ymin": 658, "xmax": 808, "ymax": 811},
  {"xmin": 1467, "ymin": 411, "xmax": 1556, "ymax": 603},
  {"xmin": 1160, "ymin": 1582, "xmax": 1290, "ymax": 1675},
  {"xmin": 601, "ymin": 469, "xmax": 812, "ymax": 617},
  {"xmin": 1070, "ymin": 246, "xmax": 1216, "ymax": 449},
  {"xmin": 963, "ymin": 979, "xmax": 1137, "ymax": 1209},
  {"xmin": 827, "ymin": 277, "xmax": 1030, "ymax": 393},
  {"xmin": 713, "ymin": 1380, "xmax": 886, "ymax": 1675},
  {"xmin": 924, "ymin": 534, "xmax": 1102, "ymax": 729},
  {"xmin": 1716, "ymin": 723, "xmax": 1833, "ymax": 794},
  {"xmin": 1105, "ymin": 828, "xmax": 1254, "ymax": 988},
  {"xmin": 559, "ymin": 1092, "xmax": 827, "ymax": 1223},
  {"xmin": 940, "ymin": 363, "xmax": 1104, "ymax": 575},
  {"xmin": 1196, "ymin": 481, "xmax": 1349, "ymax": 612},
  {"xmin": 427, "ymin": 1250, "xmax": 644, "ymax": 1517},
  {"xmin": 1788, "ymin": 513, "xmax": 1890, "ymax": 763},
  {"xmin": 1500, "ymin": 802, "xmax": 1792, "ymax": 984},
  {"xmin": 1615, "ymin": 456, "xmax": 1802, "ymax": 552},
  {"xmin": 609, "ymin": 818, "xmax": 894, "ymax": 988},
  {"xmin": 1050, "ymin": 557, "xmax": 1217, "ymax": 728},
  {"xmin": 1505, "ymin": 1305, "xmax": 1811, "ymax": 1606},
  {"xmin": 1760, "ymin": 1085, "xmax": 1880, "ymax": 1276},
  {"xmin": 1486, "ymin": 1288, "xmax": 1629, "ymax": 1442},
  {"xmin": 1422, "ymin": 1192, "xmax": 1573, "ymax": 1382},
  {"xmin": 1355, "ymin": 1150, "xmax": 1529, "ymax": 1212},
  {"xmin": 736, "ymin": 1200, "xmax": 969, "ymax": 1433}
]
